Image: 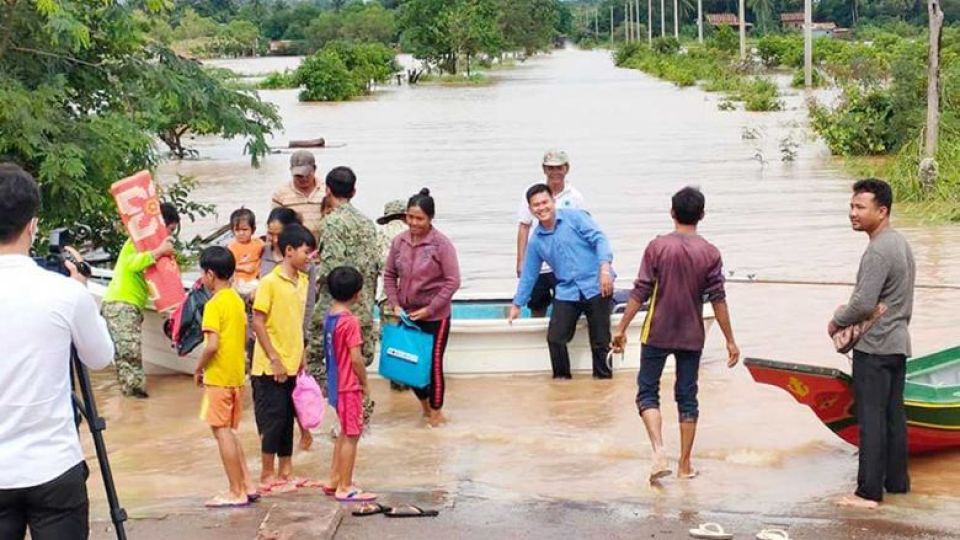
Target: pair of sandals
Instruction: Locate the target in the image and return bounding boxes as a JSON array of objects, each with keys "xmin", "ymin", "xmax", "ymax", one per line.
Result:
[
  {"xmin": 690, "ymin": 523, "xmax": 791, "ymax": 540},
  {"xmin": 351, "ymin": 503, "xmax": 439, "ymax": 518}
]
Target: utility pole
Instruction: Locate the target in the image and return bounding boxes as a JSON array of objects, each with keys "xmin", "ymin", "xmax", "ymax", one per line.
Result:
[
  {"xmin": 625, "ymin": 3, "xmax": 630, "ymax": 42},
  {"xmin": 610, "ymin": 5, "xmax": 614, "ymax": 43},
  {"xmin": 595, "ymin": 7, "xmax": 599, "ymax": 39},
  {"xmin": 697, "ymin": 0, "xmax": 703, "ymax": 43},
  {"xmin": 739, "ymin": 0, "xmax": 746, "ymax": 60},
  {"xmin": 661, "ymin": 0, "xmax": 666, "ymax": 37},
  {"xmin": 673, "ymin": 0, "xmax": 679, "ymax": 39},
  {"xmin": 636, "ymin": 0, "xmax": 641, "ymax": 44},
  {"xmin": 648, "ymin": 0, "xmax": 653, "ymax": 44},
  {"xmin": 804, "ymin": 0, "xmax": 813, "ymax": 88}
]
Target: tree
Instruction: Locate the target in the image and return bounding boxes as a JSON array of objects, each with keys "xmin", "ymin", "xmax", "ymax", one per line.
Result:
[
  {"xmin": 921, "ymin": 0, "xmax": 945, "ymax": 192},
  {"xmin": 399, "ymin": 0, "xmax": 503, "ymax": 74},
  {"xmin": 499, "ymin": 0, "xmax": 559, "ymax": 56},
  {"xmin": 0, "ymin": 0, "xmax": 281, "ymax": 252},
  {"xmin": 747, "ymin": 0, "xmax": 775, "ymax": 34}
]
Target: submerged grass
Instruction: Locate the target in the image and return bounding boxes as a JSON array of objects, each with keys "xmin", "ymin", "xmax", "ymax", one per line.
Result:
[{"xmin": 418, "ymin": 72, "xmax": 492, "ymax": 86}]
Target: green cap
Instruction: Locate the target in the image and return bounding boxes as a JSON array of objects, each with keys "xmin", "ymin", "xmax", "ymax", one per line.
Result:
[
  {"xmin": 542, "ymin": 149, "xmax": 569, "ymax": 166},
  {"xmin": 377, "ymin": 199, "xmax": 407, "ymax": 225},
  {"xmin": 290, "ymin": 150, "xmax": 316, "ymax": 176}
]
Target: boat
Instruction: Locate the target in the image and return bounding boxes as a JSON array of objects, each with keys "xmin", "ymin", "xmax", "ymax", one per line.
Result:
[
  {"xmin": 744, "ymin": 347, "xmax": 960, "ymax": 455},
  {"xmin": 88, "ymin": 269, "xmax": 715, "ymax": 376}
]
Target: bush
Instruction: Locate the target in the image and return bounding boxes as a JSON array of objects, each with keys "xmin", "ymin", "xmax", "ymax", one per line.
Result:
[
  {"xmin": 739, "ymin": 77, "xmax": 782, "ymax": 112},
  {"xmin": 790, "ymin": 67, "xmax": 826, "ymax": 88},
  {"xmin": 615, "ymin": 41, "xmax": 646, "ymax": 65},
  {"xmin": 707, "ymin": 26, "xmax": 739, "ymax": 54},
  {"xmin": 257, "ymin": 70, "xmax": 298, "ymax": 89},
  {"xmin": 757, "ymin": 33, "xmax": 803, "ymax": 68},
  {"xmin": 809, "ymin": 87, "xmax": 897, "ymax": 155},
  {"xmin": 296, "ymin": 49, "xmax": 357, "ymax": 101},
  {"xmin": 652, "ymin": 36, "xmax": 680, "ymax": 55}
]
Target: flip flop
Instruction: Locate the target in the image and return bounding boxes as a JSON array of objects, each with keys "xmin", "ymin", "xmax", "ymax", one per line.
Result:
[
  {"xmin": 679, "ymin": 469, "xmax": 700, "ymax": 480},
  {"xmin": 335, "ymin": 489, "xmax": 377, "ymax": 503},
  {"xmin": 351, "ymin": 503, "xmax": 389, "ymax": 517},
  {"xmin": 321, "ymin": 485, "xmax": 336, "ymax": 496},
  {"xmin": 649, "ymin": 465, "xmax": 672, "ymax": 482},
  {"xmin": 257, "ymin": 479, "xmax": 286, "ymax": 493},
  {"xmin": 384, "ymin": 505, "xmax": 440, "ymax": 518},
  {"xmin": 205, "ymin": 495, "xmax": 250, "ymax": 508},
  {"xmin": 689, "ymin": 523, "xmax": 733, "ymax": 539},
  {"xmin": 756, "ymin": 529, "xmax": 791, "ymax": 540},
  {"xmin": 247, "ymin": 492, "xmax": 261, "ymax": 503}
]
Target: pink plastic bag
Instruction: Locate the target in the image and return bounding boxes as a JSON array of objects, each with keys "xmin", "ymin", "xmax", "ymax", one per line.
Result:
[{"xmin": 292, "ymin": 371, "xmax": 325, "ymax": 430}]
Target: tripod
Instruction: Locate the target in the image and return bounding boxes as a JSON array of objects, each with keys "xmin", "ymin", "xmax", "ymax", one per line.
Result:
[{"xmin": 70, "ymin": 347, "xmax": 128, "ymax": 540}]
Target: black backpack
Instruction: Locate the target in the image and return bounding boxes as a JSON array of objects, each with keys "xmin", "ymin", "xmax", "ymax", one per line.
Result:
[{"xmin": 163, "ymin": 279, "xmax": 212, "ymax": 357}]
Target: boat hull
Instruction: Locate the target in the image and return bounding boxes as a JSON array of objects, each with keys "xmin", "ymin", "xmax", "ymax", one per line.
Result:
[
  {"xmin": 88, "ymin": 279, "xmax": 715, "ymax": 376},
  {"xmin": 744, "ymin": 357, "xmax": 960, "ymax": 455}
]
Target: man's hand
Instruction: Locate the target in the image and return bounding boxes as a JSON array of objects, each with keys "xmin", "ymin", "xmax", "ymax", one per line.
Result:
[
  {"xmin": 726, "ymin": 340, "xmax": 741, "ymax": 368},
  {"xmin": 153, "ymin": 239, "xmax": 175, "ymax": 259},
  {"xmin": 408, "ymin": 307, "xmax": 430, "ymax": 321},
  {"xmin": 193, "ymin": 367, "xmax": 204, "ymax": 387},
  {"xmin": 270, "ymin": 357, "xmax": 288, "ymax": 383},
  {"xmin": 611, "ymin": 329, "xmax": 627, "ymax": 354},
  {"xmin": 362, "ymin": 383, "xmax": 370, "ymax": 397},
  {"xmin": 827, "ymin": 319, "xmax": 840, "ymax": 337},
  {"xmin": 516, "ymin": 259, "xmax": 523, "ymax": 279},
  {"xmin": 507, "ymin": 304, "xmax": 521, "ymax": 324},
  {"xmin": 64, "ymin": 260, "xmax": 87, "ymax": 286},
  {"xmin": 600, "ymin": 270, "xmax": 614, "ymax": 298}
]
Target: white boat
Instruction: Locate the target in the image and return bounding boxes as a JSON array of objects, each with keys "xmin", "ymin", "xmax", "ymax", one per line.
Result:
[{"xmin": 88, "ymin": 270, "xmax": 715, "ymax": 376}]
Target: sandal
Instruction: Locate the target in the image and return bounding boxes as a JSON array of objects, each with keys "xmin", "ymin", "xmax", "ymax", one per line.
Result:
[
  {"xmin": 689, "ymin": 522, "xmax": 733, "ymax": 539},
  {"xmin": 205, "ymin": 494, "xmax": 250, "ymax": 508},
  {"xmin": 384, "ymin": 505, "xmax": 440, "ymax": 518},
  {"xmin": 335, "ymin": 489, "xmax": 377, "ymax": 503},
  {"xmin": 352, "ymin": 503, "xmax": 389, "ymax": 516}
]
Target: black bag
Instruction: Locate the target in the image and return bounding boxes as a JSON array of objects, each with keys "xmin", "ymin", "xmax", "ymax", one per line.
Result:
[{"xmin": 163, "ymin": 279, "xmax": 211, "ymax": 357}]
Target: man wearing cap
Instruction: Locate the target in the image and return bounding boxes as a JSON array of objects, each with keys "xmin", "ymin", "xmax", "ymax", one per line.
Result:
[
  {"xmin": 272, "ymin": 150, "xmax": 326, "ymax": 241},
  {"xmin": 516, "ymin": 149, "xmax": 586, "ymax": 317}
]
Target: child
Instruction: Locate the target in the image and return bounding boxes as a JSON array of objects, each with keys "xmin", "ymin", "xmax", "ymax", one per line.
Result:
[
  {"xmin": 102, "ymin": 202, "xmax": 178, "ymax": 398},
  {"xmin": 193, "ymin": 246, "xmax": 256, "ymax": 507},
  {"xmin": 250, "ymin": 223, "xmax": 316, "ymax": 492},
  {"xmin": 227, "ymin": 208, "xmax": 264, "ymax": 298},
  {"xmin": 323, "ymin": 266, "xmax": 376, "ymax": 502}
]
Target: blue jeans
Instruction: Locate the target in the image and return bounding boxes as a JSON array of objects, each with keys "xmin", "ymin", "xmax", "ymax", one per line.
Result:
[{"xmin": 636, "ymin": 345, "xmax": 702, "ymax": 422}]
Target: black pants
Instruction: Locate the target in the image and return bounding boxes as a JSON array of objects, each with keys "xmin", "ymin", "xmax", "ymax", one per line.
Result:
[
  {"xmin": 252, "ymin": 375, "xmax": 296, "ymax": 457},
  {"xmin": 411, "ymin": 318, "xmax": 452, "ymax": 410},
  {"xmin": 528, "ymin": 272, "xmax": 557, "ymax": 313},
  {"xmin": 547, "ymin": 294, "xmax": 612, "ymax": 379},
  {"xmin": 852, "ymin": 350, "xmax": 910, "ymax": 502},
  {"xmin": 0, "ymin": 462, "xmax": 89, "ymax": 540}
]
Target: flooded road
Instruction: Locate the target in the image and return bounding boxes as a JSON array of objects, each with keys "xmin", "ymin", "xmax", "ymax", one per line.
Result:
[{"xmin": 83, "ymin": 47, "xmax": 960, "ymax": 533}]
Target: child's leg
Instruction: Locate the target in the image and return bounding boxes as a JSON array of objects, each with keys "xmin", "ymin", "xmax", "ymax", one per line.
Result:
[
  {"xmin": 277, "ymin": 378, "xmax": 296, "ymax": 480},
  {"xmin": 298, "ymin": 419, "xmax": 313, "ymax": 451},
  {"xmin": 212, "ymin": 427, "xmax": 247, "ymax": 499},
  {"xmin": 260, "ymin": 453, "xmax": 277, "ymax": 484},
  {"xmin": 327, "ymin": 436, "xmax": 343, "ymax": 490},
  {"xmin": 335, "ymin": 436, "xmax": 359, "ymax": 493},
  {"xmin": 231, "ymin": 430, "xmax": 256, "ymax": 494}
]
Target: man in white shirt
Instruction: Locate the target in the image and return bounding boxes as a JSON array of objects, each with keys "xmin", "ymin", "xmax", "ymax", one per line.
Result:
[
  {"xmin": 515, "ymin": 149, "xmax": 586, "ymax": 317},
  {"xmin": 0, "ymin": 163, "xmax": 114, "ymax": 540}
]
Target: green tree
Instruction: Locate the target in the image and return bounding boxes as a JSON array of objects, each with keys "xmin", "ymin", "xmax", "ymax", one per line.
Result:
[
  {"xmin": 747, "ymin": 0, "xmax": 776, "ymax": 34},
  {"xmin": 0, "ymin": 0, "xmax": 281, "ymax": 251},
  {"xmin": 499, "ymin": 0, "xmax": 559, "ymax": 56},
  {"xmin": 296, "ymin": 48, "xmax": 358, "ymax": 101}
]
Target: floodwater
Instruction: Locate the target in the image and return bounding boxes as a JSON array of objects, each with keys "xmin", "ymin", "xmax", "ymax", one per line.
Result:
[{"xmin": 84, "ymin": 47, "xmax": 960, "ymax": 532}]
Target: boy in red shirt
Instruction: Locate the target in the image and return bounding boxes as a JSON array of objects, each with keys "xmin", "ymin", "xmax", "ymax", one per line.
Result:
[{"xmin": 323, "ymin": 266, "xmax": 376, "ymax": 502}]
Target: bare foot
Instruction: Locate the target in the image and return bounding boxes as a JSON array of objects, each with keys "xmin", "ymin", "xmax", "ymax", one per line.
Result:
[
  {"xmin": 649, "ymin": 452, "xmax": 672, "ymax": 482},
  {"xmin": 427, "ymin": 410, "xmax": 447, "ymax": 427},
  {"xmin": 205, "ymin": 493, "xmax": 249, "ymax": 507},
  {"xmin": 299, "ymin": 430, "xmax": 313, "ymax": 451},
  {"xmin": 836, "ymin": 495, "xmax": 879, "ymax": 509}
]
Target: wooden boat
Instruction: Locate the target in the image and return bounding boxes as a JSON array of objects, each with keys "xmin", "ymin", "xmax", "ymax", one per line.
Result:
[
  {"xmin": 87, "ymin": 269, "xmax": 715, "ymax": 376},
  {"xmin": 744, "ymin": 347, "xmax": 960, "ymax": 455}
]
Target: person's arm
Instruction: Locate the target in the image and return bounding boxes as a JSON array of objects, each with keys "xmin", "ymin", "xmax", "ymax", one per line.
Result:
[
  {"xmin": 69, "ymin": 284, "xmax": 115, "ymax": 370},
  {"xmin": 350, "ymin": 345, "xmax": 368, "ymax": 394},
  {"xmin": 419, "ymin": 238, "xmax": 461, "ymax": 320},
  {"xmin": 195, "ymin": 331, "xmax": 219, "ymax": 385},
  {"xmin": 509, "ymin": 240, "xmax": 544, "ymax": 321},
  {"xmin": 832, "ymin": 251, "xmax": 889, "ymax": 328},
  {"xmin": 612, "ymin": 244, "xmax": 656, "ymax": 344},
  {"xmin": 252, "ymin": 283, "xmax": 287, "ymax": 382},
  {"xmin": 576, "ymin": 211, "xmax": 613, "ymax": 265},
  {"xmin": 383, "ymin": 238, "xmax": 401, "ymax": 311},
  {"xmin": 303, "ymin": 263, "xmax": 318, "ymax": 337},
  {"xmin": 712, "ymin": 301, "xmax": 740, "ymax": 367},
  {"xmin": 516, "ymin": 222, "xmax": 531, "ymax": 277}
]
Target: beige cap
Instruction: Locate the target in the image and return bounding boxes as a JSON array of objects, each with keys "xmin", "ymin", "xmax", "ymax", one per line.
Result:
[
  {"xmin": 290, "ymin": 150, "xmax": 316, "ymax": 176},
  {"xmin": 542, "ymin": 149, "xmax": 569, "ymax": 166}
]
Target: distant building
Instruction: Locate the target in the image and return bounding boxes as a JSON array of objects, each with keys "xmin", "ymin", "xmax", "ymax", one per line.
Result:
[
  {"xmin": 706, "ymin": 13, "xmax": 753, "ymax": 29},
  {"xmin": 780, "ymin": 14, "xmax": 845, "ymax": 38},
  {"xmin": 780, "ymin": 12, "xmax": 805, "ymax": 30}
]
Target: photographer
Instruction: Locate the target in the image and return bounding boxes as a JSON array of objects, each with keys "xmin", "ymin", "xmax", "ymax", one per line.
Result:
[{"xmin": 0, "ymin": 163, "xmax": 114, "ymax": 539}]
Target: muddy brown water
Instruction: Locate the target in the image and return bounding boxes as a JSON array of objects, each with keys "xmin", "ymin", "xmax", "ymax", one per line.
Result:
[{"xmin": 82, "ymin": 48, "xmax": 960, "ymax": 531}]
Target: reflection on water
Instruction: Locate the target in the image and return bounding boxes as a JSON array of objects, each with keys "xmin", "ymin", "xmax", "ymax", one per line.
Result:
[{"xmin": 84, "ymin": 47, "xmax": 960, "ymax": 528}]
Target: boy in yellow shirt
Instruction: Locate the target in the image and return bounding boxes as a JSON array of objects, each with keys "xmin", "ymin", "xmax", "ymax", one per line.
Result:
[
  {"xmin": 251, "ymin": 223, "xmax": 316, "ymax": 491},
  {"xmin": 194, "ymin": 246, "xmax": 256, "ymax": 508}
]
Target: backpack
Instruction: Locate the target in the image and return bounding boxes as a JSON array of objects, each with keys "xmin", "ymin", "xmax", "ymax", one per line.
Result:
[{"xmin": 163, "ymin": 279, "xmax": 212, "ymax": 356}]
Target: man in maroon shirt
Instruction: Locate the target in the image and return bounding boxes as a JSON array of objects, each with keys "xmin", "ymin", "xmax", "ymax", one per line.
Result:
[{"xmin": 612, "ymin": 187, "xmax": 740, "ymax": 483}]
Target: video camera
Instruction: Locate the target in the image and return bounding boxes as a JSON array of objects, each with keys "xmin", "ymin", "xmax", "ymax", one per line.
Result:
[{"xmin": 33, "ymin": 228, "xmax": 92, "ymax": 278}]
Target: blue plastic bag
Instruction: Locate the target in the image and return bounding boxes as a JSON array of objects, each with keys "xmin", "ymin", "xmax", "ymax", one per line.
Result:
[{"xmin": 378, "ymin": 312, "xmax": 435, "ymax": 389}]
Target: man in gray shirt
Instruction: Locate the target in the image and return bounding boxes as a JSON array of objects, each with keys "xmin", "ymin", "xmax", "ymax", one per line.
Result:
[{"xmin": 829, "ymin": 179, "xmax": 915, "ymax": 509}]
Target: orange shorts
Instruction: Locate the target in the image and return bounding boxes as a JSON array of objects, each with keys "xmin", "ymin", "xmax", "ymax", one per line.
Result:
[{"xmin": 201, "ymin": 386, "xmax": 243, "ymax": 429}]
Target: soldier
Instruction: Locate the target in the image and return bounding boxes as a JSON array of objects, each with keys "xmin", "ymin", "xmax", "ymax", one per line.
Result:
[
  {"xmin": 308, "ymin": 166, "xmax": 380, "ymax": 425},
  {"xmin": 376, "ymin": 199, "xmax": 409, "ymax": 392}
]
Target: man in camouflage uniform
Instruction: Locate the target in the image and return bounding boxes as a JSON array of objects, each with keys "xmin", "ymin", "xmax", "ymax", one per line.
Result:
[
  {"xmin": 308, "ymin": 166, "xmax": 381, "ymax": 424},
  {"xmin": 376, "ymin": 200, "xmax": 409, "ymax": 392}
]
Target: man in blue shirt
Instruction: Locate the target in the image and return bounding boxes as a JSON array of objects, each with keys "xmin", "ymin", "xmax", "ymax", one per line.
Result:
[{"xmin": 509, "ymin": 183, "xmax": 615, "ymax": 379}]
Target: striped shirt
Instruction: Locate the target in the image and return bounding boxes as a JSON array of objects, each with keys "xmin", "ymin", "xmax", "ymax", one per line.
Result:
[
  {"xmin": 271, "ymin": 182, "xmax": 326, "ymax": 241},
  {"xmin": 630, "ymin": 232, "xmax": 725, "ymax": 351}
]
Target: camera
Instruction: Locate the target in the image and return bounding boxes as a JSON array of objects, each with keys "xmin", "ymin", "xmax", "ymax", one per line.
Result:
[{"xmin": 33, "ymin": 228, "xmax": 92, "ymax": 278}]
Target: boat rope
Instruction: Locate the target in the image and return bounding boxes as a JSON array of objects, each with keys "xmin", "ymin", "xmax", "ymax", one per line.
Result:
[{"xmin": 727, "ymin": 277, "xmax": 960, "ymax": 291}]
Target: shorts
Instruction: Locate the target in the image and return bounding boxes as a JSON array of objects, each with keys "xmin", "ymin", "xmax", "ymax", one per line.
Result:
[
  {"xmin": 252, "ymin": 376, "xmax": 296, "ymax": 457},
  {"xmin": 528, "ymin": 272, "xmax": 557, "ymax": 312},
  {"xmin": 201, "ymin": 386, "xmax": 243, "ymax": 429},
  {"xmin": 337, "ymin": 391, "xmax": 364, "ymax": 438}
]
